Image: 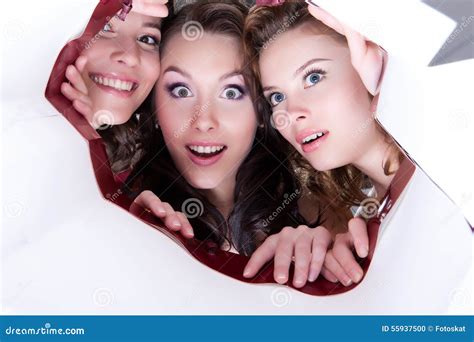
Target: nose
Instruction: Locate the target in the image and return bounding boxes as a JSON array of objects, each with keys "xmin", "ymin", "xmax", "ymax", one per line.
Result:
[
  {"xmin": 286, "ymin": 97, "xmax": 310, "ymax": 123},
  {"xmin": 192, "ymin": 99, "xmax": 218, "ymax": 133},
  {"xmin": 110, "ymin": 38, "xmax": 140, "ymax": 67}
]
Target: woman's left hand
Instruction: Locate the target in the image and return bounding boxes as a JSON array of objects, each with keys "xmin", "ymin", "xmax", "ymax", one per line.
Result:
[
  {"xmin": 131, "ymin": 0, "xmax": 169, "ymax": 18},
  {"xmin": 306, "ymin": 1, "xmax": 385, "ymax": 96},
  {"xmin": 243, "ymin": 225, "xmax": 332, "ymax": 288}
]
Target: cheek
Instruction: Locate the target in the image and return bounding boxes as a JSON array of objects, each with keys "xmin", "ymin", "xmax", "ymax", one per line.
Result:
[{"xmin": 140, "ymin": 54, "xmax": 161, "ymax": 88}]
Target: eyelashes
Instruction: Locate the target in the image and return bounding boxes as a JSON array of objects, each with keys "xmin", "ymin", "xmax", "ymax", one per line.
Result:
[{"xmin": 165, "ymin": 83, "xmax": 248, "ymax": 100}]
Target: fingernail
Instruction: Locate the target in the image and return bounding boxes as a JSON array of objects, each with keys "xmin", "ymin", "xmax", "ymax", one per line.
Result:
[
  {"xmin": 360, "ymin": 246, "xmax": 369, "ymax": 258},
  {"xmin": 350, "ymin": 269, "xmax": 363, "ymax": 283},
  {"xmin": 243, "ymin": 269, "xmax": 251, "ymax": 277},
  {"xmin": 343, "ymin": 278, "xmax": 353, "ymax": 286},
  {"xmin": 276, "ymin": 274, "xmax": 287, "ymax": 284},
  {"xmin": 173, "ymin": 221, "xmax": 181, "ymax": 228},
  {"xmin": 308, "ymin": 271, "xmax": 317, "ymax": 282},
  {"xmin": 294, "ymin": 278, "xmax": 304, "ymax": 287}
]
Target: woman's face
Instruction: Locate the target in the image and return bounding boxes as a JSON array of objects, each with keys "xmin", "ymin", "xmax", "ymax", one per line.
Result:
[
  {"xmin": 156, "ymin": 32, "xmax": 258, "ymax": 190},
  {"xmin": 259, "ymin": 22, "xmax": 377, "ymax": 172},
  {"xmin": 80, "ymin": 12, "xmax": 162, "ymax": 125}
]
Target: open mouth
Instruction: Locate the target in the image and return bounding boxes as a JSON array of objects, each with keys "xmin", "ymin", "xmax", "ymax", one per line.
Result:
[
  {"xmin": 186, "ymin": 144, "xmax": 228, "ymax": 167},
  {"xmin": 187, "ymin": 145, "xmax": 227, "ymax": 158},
  {"xmin": 302, "ymin": 132, "xmax": 327, "ymax": 145},
  {"xmin": 89, "ymin": 73, "xmax": 138, "ymax": 93}
]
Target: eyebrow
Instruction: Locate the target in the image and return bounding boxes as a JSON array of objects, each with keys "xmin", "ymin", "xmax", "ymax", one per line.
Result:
[
  {"xmin": 294, "ymin": 58, "xmax": 331, "ymax": 77},
  {"xmin": 143, "ymin": 22, "xmax": 161, "ymax": 31},
  {"xmin": 262, "ymin": 58, "xmax": 332, "ymax": 92},
  {"xmin": 163, "ymin": 66, "xmax": 192, "ymax": 80},
  {"xmin": 219, "ymin": 70, "xmax": 243, "ymax": 82}
]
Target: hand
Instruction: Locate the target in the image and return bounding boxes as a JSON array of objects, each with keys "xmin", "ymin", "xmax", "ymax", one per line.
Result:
[
  {"xmin": 306, "ymin": 1, "xmax": 385, "ymax": 96},
  {"xmin": 132, "ymin": 0, "xmax": 169, "ymax": 18},
  {"xmin": 321, "ymin": 217, "xmax": 369, "ymax": 286},
  {"xmin": 131, "ymin": 190, "xmax": 194, "ymax": 239},
  {"xmin": 243, "ymin": 225, "xmax": 332, "ymax": 288},
  {"xmin": 60, "ymin": 56, "xmax": 94, "ymax": 124}
]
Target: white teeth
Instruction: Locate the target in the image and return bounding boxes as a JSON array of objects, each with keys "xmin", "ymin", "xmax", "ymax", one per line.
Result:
[
  {"xmin": 91, "ymin": 75, "xmax": 135, "ymax": 92},
  {"xmin": 303, "ymin": 132, "xmax": 324, "ymax": 144},
  {"xmin": 189, "ymin": 145, "xmax": 225, "ymax": 154}
]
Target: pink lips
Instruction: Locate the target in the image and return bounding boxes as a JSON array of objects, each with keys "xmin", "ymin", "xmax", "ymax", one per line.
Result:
[
  {"xmin": 186, "ymin": 142, "xmax": 227, "ymax": 167},
  {"xmin": 296, "ymin": 129, "xmax": 330, "ymax": 154},
  {"xmin": 89, "ymin": 72, "xmax": 139, "ymax": 99}
]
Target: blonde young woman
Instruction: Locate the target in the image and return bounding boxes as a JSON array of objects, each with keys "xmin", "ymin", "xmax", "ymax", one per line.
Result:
[{"xmin": 243, "ymin": 1, "xmax": 406, "ymax": 286}]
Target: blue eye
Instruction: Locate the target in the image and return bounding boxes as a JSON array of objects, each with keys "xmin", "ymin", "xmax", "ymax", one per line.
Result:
[
  {"xmin": 303, "ymin": 69, "xmax": 326, "ymax": 88},
  {"xmin": 170, "ymin": 85, "xmax": 193, "ymax": 98},
  {"xmin": 221, "ymin": 86, "xmax": 245, "ymax": 100},
  {"xmin": 269, "ymin": 92, "xmax": 286, "ymax": 107}
]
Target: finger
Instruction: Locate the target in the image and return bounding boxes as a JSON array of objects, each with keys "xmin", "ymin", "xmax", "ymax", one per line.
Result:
[
  {"xmin": 306, "ymin": 4, "xmax": 345, "ymax": 37},
  {"xmin": 348, "ymin": 217, "xmax": 369, "ymax": 258},
  {"xmin": 133, "ymin": 190, "xmax": 167, "ymax": 217},
  {"xmin": 65, "ymin": 64, "xmax": 88, "ymax": 95},
  {"xmin": 132, "ymin": 0, "xmax": 169, "ymax": 18},
  {"xmin": 243, "ymin": 236, "xmax": 278, "ymax": 278},
  {"xmin": 324, "ymin": 250, "xmax": 353, "ymax": 286},
  {"xmin": 345, "ymin": 31, "xmax": 382, "ymax": 95},
  {"xmin": 161, "ymin": 202, "xmax": 182, "ymax": 231},
  {"xmin": 176, "ymin": 212, "xmax": 194, "ymax": 238},
  {"xmin": 308, "ymin": 227, "xmax": 332, "ymax": 282},
  {"xmin": 292, "ymin": 233, "xmax": 312, "ymax": 288},
  {"xmin": 61, "ymin": 82, "xmax": 90, "ymax": 105},
  {"xmin": 273, "ymin": 230, "xmax": 295, "ymax": 284},
  {"xmin": 333, "ymin": 234, "xmax": 364, "ymax": 284},
  {"xmin": 321, "ymin": 266, "xmax": 339, "ymax": 283},
  {"xmin": 75, "ymin": 55, "xmax": 88, "ymax": 73},
  {"xmin": 72, "ymin": 100, "xmax": 92, "ymax": 119}
]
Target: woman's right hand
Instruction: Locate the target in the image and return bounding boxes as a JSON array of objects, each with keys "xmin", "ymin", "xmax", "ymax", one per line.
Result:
[
  {"xmin": 132, "ymin": 0, "xmax": 169, "ymax": 18},
  {"xmin": 321, "ymin": 217, "xmax": 369, "ymax": 286},
  {"xmin": 60, "ymin": 56, "xmax": 94, "ymax": 124},
  {"xmin": 130, "ymin": 190, "xmax": 195, "ymax": 239}
]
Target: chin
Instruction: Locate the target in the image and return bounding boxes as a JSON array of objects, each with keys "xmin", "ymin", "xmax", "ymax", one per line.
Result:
[{"xmin": 185, "ymin": 174, "xmax": 220, "ymax": 191}]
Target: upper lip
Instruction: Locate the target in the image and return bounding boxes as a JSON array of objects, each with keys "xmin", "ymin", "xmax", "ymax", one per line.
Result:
[
  {"xmin": 186, "ymin": 141, "xmax": 226, "ymax": 147},
  {"xmin": 89, "ymin": 72, "xmax": 139, "ymax": 88},
  {"xmin": 296, "ymin": 129, "xmax": 328, "ymax": 145}
]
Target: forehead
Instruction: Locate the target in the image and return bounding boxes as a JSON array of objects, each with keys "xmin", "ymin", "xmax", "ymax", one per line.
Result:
[
  {"xmin": 161, "ymin": 33, "xmax": 243, "ymax": 72},
  {"xmin": 110, "ymin": 11, "xmax": 161, "ymax": 30},
  {"xmin": 259, "ymin": 23, "xmax": 347, "ymax": 80}
]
